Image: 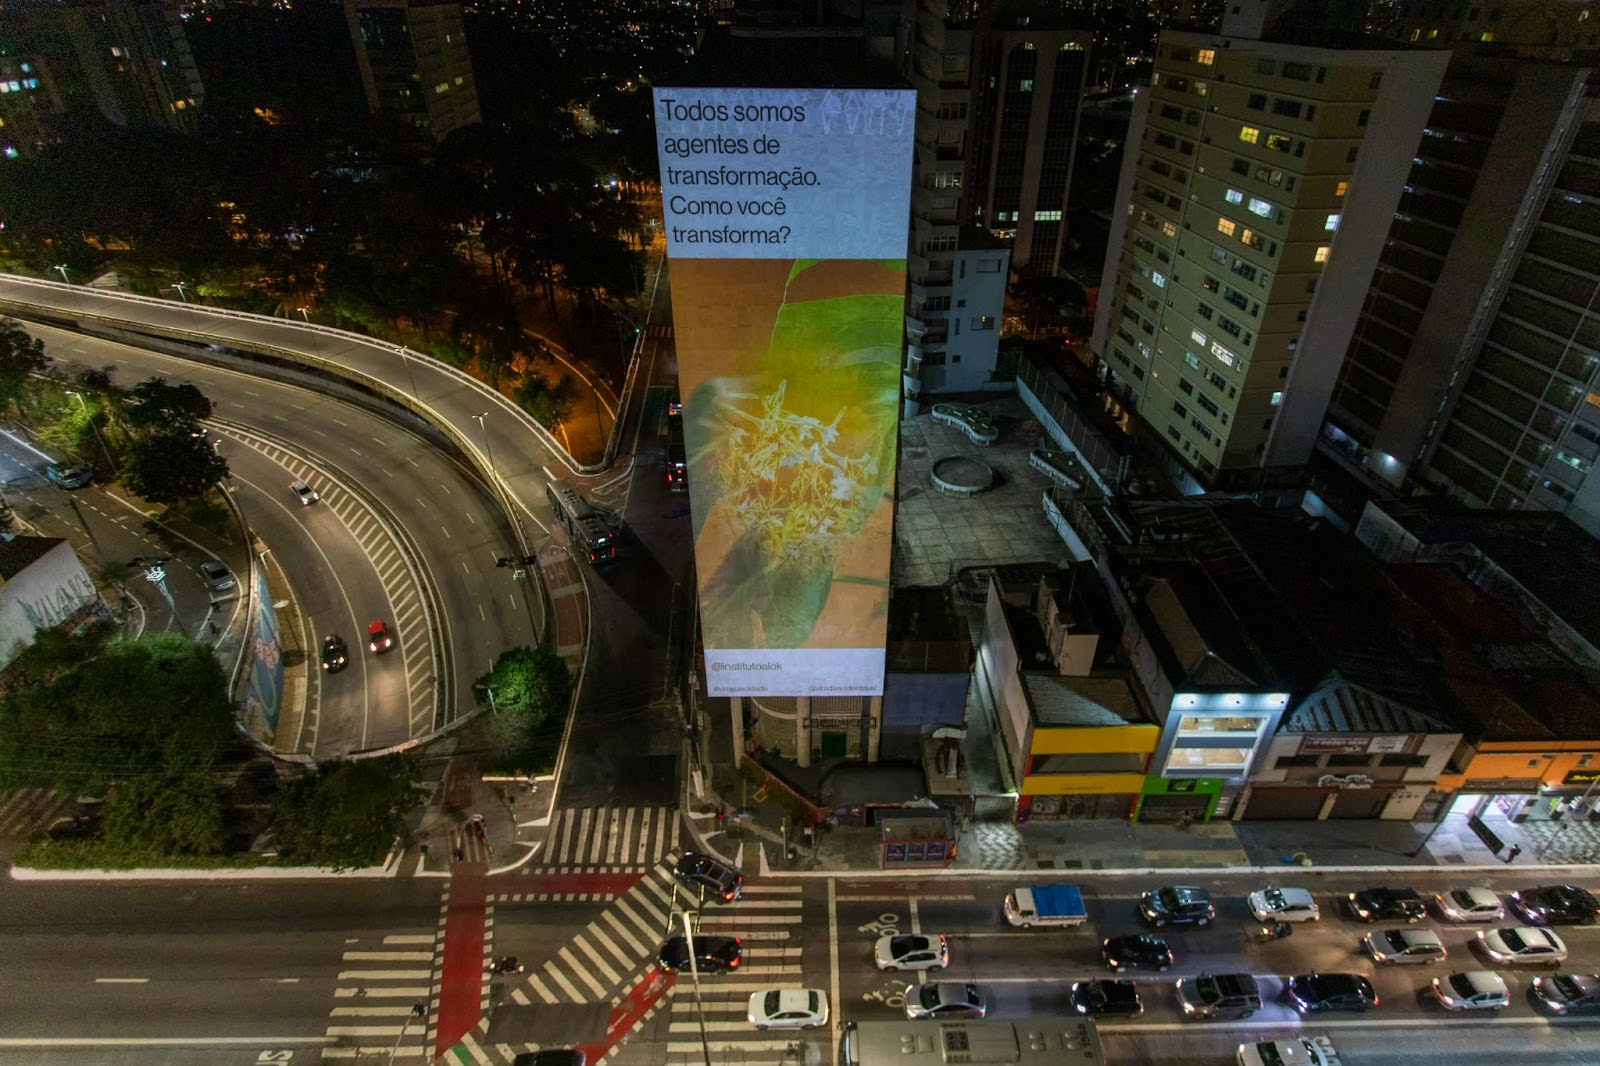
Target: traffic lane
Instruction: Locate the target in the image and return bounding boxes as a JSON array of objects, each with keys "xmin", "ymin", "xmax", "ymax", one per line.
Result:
[
  {"xmin": 224, "ymin": 447, "xmax": 378, "ymax": 755},
  {"xmin": 1103, "ymin": 1016, "xmax": 1600, "ymax": 1066},
  {"xmin": 0, "ymin": 1047, "xmax": 326, "ymax": 1066},
  {"xmin": 36, "ymin": 324, "xmax": 531, "ymax": 716}
]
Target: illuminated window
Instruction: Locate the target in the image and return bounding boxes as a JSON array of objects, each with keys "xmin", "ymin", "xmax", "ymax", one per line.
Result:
[
  {"xmin": 1248, "ymin": 197, "xmax": 1274, "ymax": 218},
  {"xmin": 1185, "ymin": 352, "xmax": 1201, "ymax": 370},
  {"xmin": 1198, "ymin": 49, "xmax": 1215, "ymax": 65},
  {"xmin": 1324, "ymin": 214, "xmax": 1341, "ymax": 231},
  {"xmin": 1335, "ymin": 180, "xmax": 1348, "ymax": 197},
  {"xmin": 1034, "ymin": 210, "xmax": 1062, "ymax": 221},
  {"xmin": 1152, "ymin": 272, "xmax": 1167, "ymax": 288},
  {"xmin": 1239, "ymin": 126, "xmax": 1260, "ymax": 144},
  {"xmin": 1271, "ymin": 391, "xmax": 1283, "ymax": 405},
  {"xmin": 1161, "ymin": 221, "xmax": 1177, "ymax": 237},
  {"xmin": 1217, "ymin": 218, "xmax": 1237, "ymax": 236},
  {"xmin": 1314, "ymin": 246, "xmax": 1330, "ymax": 263},
  {"xmin": 1265, "ymin": 133, "xmax": 1292, "ymax": 153},
  {"xmin": 1225, "ymin": 188, "xmax": 1244, "ymax": 205},
  {"xmin": 1190, "ymin": 329, "xmax": 1208, "ymax": 348}
]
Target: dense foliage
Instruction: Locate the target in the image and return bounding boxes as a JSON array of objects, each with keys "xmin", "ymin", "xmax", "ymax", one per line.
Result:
[{"xmin": 268, "ymin": 756, "xmax": 425, "ymax": 870}]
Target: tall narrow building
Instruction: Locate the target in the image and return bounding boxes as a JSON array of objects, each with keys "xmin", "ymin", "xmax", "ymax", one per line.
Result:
[
  {"xmin": 344, "ymin": 0, "xmax": 479, "ymax": 143},
  {"xmin": 1090, "ymin": 16, "xmax": 1449, "ymax": 491},
  {"xmin": 966, "ymin": 10, "xmax": 1092, "ymax": 278}
]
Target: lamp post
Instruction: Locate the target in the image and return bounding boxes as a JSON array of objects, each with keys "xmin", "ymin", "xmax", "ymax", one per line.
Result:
[
  {"xmin": 680, "ymin": 910, "xmax": 714, "ymax": 1066},
  {"xmin": 472, "ymin": 412, "xmax": 496, "ymax": 477},
  {"xmin": 67, "ymin": 390, "xmax": 116, "ymax": 474},
  {"xmin": 397, "ymin": 345, "xmax": 421, "ymax": 403},
  {"xmin": 173, "ymin": 281, "xmax": 189, "ymax": 302},
  {"xmin": 297, "ymin": 306, "xmax": 309, "ymax": 323},
  {"xmin": 387, "ymin": 1002, "xmax": 426, "ymax": 1065},
  {"xmin": 55, "ymin": 264, "xmax": 70, "ymax": 283},
  {"xmin": 296, "ymin": 307, "xmax": 322, "ymax": 358}
]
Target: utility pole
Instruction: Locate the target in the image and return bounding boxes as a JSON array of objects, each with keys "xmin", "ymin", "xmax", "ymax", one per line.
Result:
[{"xmin": 680, "ymin": 909, "xmax": 714, "ymax": 1066}]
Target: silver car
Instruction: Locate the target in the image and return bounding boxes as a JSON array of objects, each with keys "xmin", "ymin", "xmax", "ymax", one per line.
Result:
[
  {"xmin": 1476, "ymin": 926, "xmax": 1567, "ymax": 965},
  {"xmin": 1431, "ymin": 971, "xmax": 1509, "ymax": 1011},
  {"xmin": 1365, "ymin": 928, "xmax": 1447, "ymax": 964},
  {"xmin": 200, "ymin": 560, "xmax": 236, "ymax": 593},
  {"xmin": 1436, "ymin": 887, "xmax": 1503, "ymax": 923},
  {"xmin": 904, "ymin": 982, "xmax": 985, "ymax": 1020}
]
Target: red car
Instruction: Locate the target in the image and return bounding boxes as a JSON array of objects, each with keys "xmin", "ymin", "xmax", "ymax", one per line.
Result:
[{"xmin": 367, "ymin": 619, "xmax": 394, "ymax": 653}]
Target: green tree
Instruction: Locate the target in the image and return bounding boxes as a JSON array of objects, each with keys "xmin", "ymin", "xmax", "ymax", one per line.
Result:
[
  {"xmin": 511, "ymin": 374, "xmax": 578, "ymax": 426},
  {"xmin": 269, "ymin": 756, "xmax": 424, "ymax": 870},
  {"xmin": 123, "ymin": 377, "xmax": 213, "ymax": 433},
  {"xmin": 0, "ymin": 629, "xmax": 236, "ymax": 794},
  {"xmin": 475, "ymin": 645, "xmax": 572, "ymax": 728},
  {"xmin": 122, "ymin": 430, "xmax": 230, "ymax": 505},
  {"xmin": 99, "ymin": 772, "xmax": 227, "ymax": 857},
  {"xmin": 0, "ymin": 319, "xmax": 50, "ymax": 414}
]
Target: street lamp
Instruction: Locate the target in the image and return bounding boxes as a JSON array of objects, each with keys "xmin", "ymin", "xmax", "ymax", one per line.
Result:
[
  {"xmin": 54, "ymin": 264, "xmax": 70, "ymax": 283},
  {"xmin": 472, "ymin": 411, "xmax": 496, "ymax": 477},
  {"xmin": 173, "ymin": 281, "xmax": 190, "ymax": 302},
  {"xmin": 297, "ymin": 306, "xmax": 310, "ymax": 323},
  {"xmin": 67, "ymin": 390, "xmax": 117, "ymax": 474},
  {"xmin": 397, "ymin": 345, "xmax": 420, "ymax": 403},
  {"xmin": 680, "ymin": 910, "xmax": 714, "ymax": 1066},
  {"xmin": 387, "ymin": 1002, "xmax": 426, "ymax": 1065}
]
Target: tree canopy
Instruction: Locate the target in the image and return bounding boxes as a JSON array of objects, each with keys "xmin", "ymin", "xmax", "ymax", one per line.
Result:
[
  {"xmin": 475, "ymin": 645, "xmax": 572, "ymax": 729},
  {"xmin": 121, "ymin": 427, "xmax": 230, "ymax": 505},
  {"xmin": 269, "ymin": 756, "xmax": 424, "ymax": 870},
  {"xmin": 124, "ymin": 377, "xmax": 213, "ymax": 432},
  {"xmin": 0, "ymin": 319, "xmax": 50, "ymax": 414}
]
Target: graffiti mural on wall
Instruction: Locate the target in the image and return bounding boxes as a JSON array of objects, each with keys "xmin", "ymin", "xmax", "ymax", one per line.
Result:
[{"xmin": 241, "ymin": 563, "xmax": 283, "ymax": 745}]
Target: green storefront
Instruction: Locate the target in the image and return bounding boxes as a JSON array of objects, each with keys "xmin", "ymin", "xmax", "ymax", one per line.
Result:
[{"xmin": 1133, "ymin": 777, "xmax": 1224, "ymax": 822}]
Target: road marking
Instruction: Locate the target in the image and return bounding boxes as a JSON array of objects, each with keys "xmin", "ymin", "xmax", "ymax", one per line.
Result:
[
  {"xmin": 462, "ymin": 560, "xmax": 470, "ymax": 574},
  {"xmin": 372, "ymin": 436, "xmax": 385, "ymax": 445},
  {"xmin": 382, "ymin": 935, "xmax": 435, "ymax": 945},
  {"xmin": 349, "ymin": 447, "xmax": 363, "ymax": 456},
  {"xmin": 0, "ymin": 1038, "xmax": 333, "ymax": 1048},
  {"xmin": 342, "ymin": 951, "xmax": 433, "ymax": 961},
  {"xmin": 440, "ymin": 525, "xmax": 451, "ymax": 539},
  {"xmin": 334, "ymin": 419, "xmax": 349, "ymax": 427},
  {"xmin": 93, "ymin": 978, "xmax": 148, "ymax": 984},
  {"xmin": 478, "ymin": 603, "xmax": 486, "ymax": 621},
  {"xmin": 337, "ymin": 969, "xmax": 432, "ymax": 981},
  {"xmin": 335, "ymin": 986, "xmax": 431, "ymax": 998}
]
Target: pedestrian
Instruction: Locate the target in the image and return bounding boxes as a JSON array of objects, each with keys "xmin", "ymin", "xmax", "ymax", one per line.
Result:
[
  {"xmin": 1504, "ymin": 843, "xmax": 1522, "ymax": 863},
  {"xmin": 1178, "ymin": 810, "xmax": 1193, "ymax": 830},
  {"xmin": 714, "ymin": 809, "xmax": 726, "ymax": 831},
  {"xmin": 453, "ymin": 845, "xmax": 464, "ymax": 862}
]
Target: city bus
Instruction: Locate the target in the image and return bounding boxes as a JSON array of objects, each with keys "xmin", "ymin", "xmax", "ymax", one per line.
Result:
[
  {"xmin": 665, "ymin": 403, "xmax": 687, "ymax": 492},
  {"xmin": 838, "ymin": 1016, "xmax": 1103, "ymax": 1066},
  {"xmin": 545, "ymin": 478, "xmax": 617, "ymax": 564}
]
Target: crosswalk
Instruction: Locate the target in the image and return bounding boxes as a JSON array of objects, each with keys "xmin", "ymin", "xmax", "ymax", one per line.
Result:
[
  {"xmin": 538, "ymin": 806, "xmax": 679, "ymax": 870},
  {"xmin": 0, "ymin": 788, "xmax": 76, "ymax": 841},
  {"xmin": 664, "ymin": 883, "xmax": 810, "ymax": 1064},
  {"xmin": 320, "ymin": 933, "xmax": 438, "ymax": 1060}
]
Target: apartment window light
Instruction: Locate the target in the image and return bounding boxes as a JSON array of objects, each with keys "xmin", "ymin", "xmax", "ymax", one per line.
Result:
[
  {"xmin": 1239, "ymin": 126, "xmax": 1260, "ymax": 144},
  {"xmin": 1217, "ymin": 218, "xmax": 1237, "ymax": 236},
  {"xmin": 1225, "ymin": 189, "xmax": 1244, "ymax": 205},
  {"xmin": 1314, "ymin": 246, "xmax": 1330, "ymax": 263},
  {"xmin": 1325, "ymin": 214, "xmax": 1341, "ymax": 230},
  {"xmin": 1335, "ymin": 180, "xmax": 1348, "ymax": 197},
  {"xmin": 1247, "ymin": 197, "xmax": 1274, "ymax": 218}
]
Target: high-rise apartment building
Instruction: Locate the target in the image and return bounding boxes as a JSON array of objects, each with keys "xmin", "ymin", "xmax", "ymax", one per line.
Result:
[
  {"xmin": 344, "ymin": 0, "xmax": 479, "ymax": 143},
  {"xmin": 902, "ymin": 0, "xmax": 1011, "ymax": 404},
  {"xmin": 1388, "ymin": 0, "xmax": 1600, "ymax": 58},
  {"xmin": 0, "ymin": 0, "xmax": 203, "ymax": 141},
  {"xmin": 966, "ymin": 10, "xmax": 1092, "ymax": 277},
  {"xmin": 1089, "ymin": 21, "xmax": 1449, "ymax": 490},
  {"xmin": 1320, "ymin": 57, "xmax": 1600, "ymax": 536}
]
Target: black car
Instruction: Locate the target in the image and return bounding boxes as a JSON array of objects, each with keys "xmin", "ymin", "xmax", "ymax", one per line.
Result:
[
  {"xmin": 673, "ymin": 851, "xmax": 743, "ymax": 903},
  {"xmin": 321, "ymin": 634, "xmax": 349, "ymax": 673},
  {"xmin": 1138, "ymin": 885, "xmax": 1214, "ymax": 927},
  {"xmin": 1348, "ymin": 886, "xmax": 1426, "ymax": 923},
  {"xmin": 657, "ymin": 934, "xmax": 741, "ymax": 973},
  {"xmin": 1069, "ymin": 979, "xmax": 1142, "ymax": 1018},
  {"xmin": 1511, "ymin": 885, "xmax": 1600, "ymax": 926},
  {"xmin": 1286, "ymin": 973, "xmax": 1379, "ymax": 1014},
  {"xmin": 1101, "ymin": 934, "xmax": 1173, "ymax": 972},
  {"xmin": 1532, "ymin": 974, "xmax": 1600, "ymax": 1014}
]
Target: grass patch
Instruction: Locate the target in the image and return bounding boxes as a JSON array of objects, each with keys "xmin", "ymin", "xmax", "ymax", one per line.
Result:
[{"xmin": 17, "ymin": 837, "xmax": 269, "ymax": 870}]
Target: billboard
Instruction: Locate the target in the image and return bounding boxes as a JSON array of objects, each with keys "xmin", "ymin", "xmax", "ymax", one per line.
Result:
[{"xmin": 655, "ymin": 87, "xmax": 914, "ymax": 698}]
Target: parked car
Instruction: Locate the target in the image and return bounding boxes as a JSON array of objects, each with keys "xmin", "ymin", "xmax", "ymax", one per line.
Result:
[
  {"xmin": 874, "ymin": 934, "xmax": 948, "ymax": 972},
  {"xmin": 1364, "ymin": 928, "xmax": 1448, "ymax": 964},
  {"xmin": 367, "ymin": 619, "xmax": 394, "ymax": 653},
  {"xmin": 290, "ymin": 480, "xmax": 320, "ymax": 505},
  {"xmin": 1510, "ymin": 885, "xmax": 1600, "ymax": 926},
  {"xmin": 200, "ymin": 560, "xmax": 236, "ymax": 593},
  {"xmin": 1430, "ymin": 970, "xmax": 1510, "ymax": 1011},
  {"xmin": 1476, "ymin": 926, "xmax": 1567, "ymax": 965},
  {"xmin": 320, "ymin": 634, "xmax": 348, "ymax": 673},
  {"xmin": 1531, "ymin": 973, "xmax": 1600, "ymax": 1014},
  {"xmin": 1285, "ymin": 973, "xmax": 1378, "ymax": 1014},
  {"xmin": 512, "ymin": 1052, "xmax": 586, "ymax": 1066},
  {"xmin": 1249, "ymin": 886, "xmax": 1320, "ymax": 923},
  {"xmin": 1237, "ymin": 1038, "xmax": 1339, "ymax": 1066},
  {"xmin": 747, "ymin": 988, "xmax": 828, "ymax": 1029},
  {"xmin": 1138, "ymin": 885, "xmax": 1215, "ymax": 927},
  {"xmin": 1348, "ymin": 887, "xmax": 1426, "ymax": 923},
  {"xmin": 1102, "ymin": 934, "xmax": 1173, "ymax": 972},
  {"xmin": 45, "ymin": 461, "xmax": 93, "ymax": 489},
  {"xmin": 1069, "ymin": 979, "xmax": 1142, "ymax": 1018},
  {"xmin": 672, "ymin": 851, "xmax": 743, "ymax": 903},
  {"xmin": 1175, "ymin": 973, "xmax": 1261, "ymax": 1021},
  {"xmin": 904, "ymin": 982, "xmax": 985, "ymax": 1020},
  {"xmin": 658, "ymin": 935, "xmax": 741, "ymax": 974},
  {"xmin": 1436, "ymin": 887, "xmax": 1504, "ymax": 923}
]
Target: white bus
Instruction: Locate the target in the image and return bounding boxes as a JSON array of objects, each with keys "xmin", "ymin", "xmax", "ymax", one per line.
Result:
[{"xmin": 839, "ymin": 1017, "xmax": 1104, "ymax": 1066}]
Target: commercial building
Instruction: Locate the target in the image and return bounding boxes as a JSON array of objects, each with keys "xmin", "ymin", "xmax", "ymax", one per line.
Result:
[
  {"xmin": 966, "ymin": 9, "xmax": 1092, "ymax": 277},
  {"xmin": 344, "ymin": 0, "xmax": 480, "ymax": 143},
  {"xmin": 1090, "ymin": 19, "xmax": 1450, "ymax": 490},
  {"xmin": 0, "ymin": 536, "xmax": 106, "ymax": 673}
]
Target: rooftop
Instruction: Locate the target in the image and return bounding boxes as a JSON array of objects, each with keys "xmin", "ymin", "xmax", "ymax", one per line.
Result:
[
  {"xmin": 0, "ymin": 535, "xmax": 64, "ymax": 581},
  {"xmin": 1025, "ymin": 674, "xmax": 1147, "ymax": 727}
]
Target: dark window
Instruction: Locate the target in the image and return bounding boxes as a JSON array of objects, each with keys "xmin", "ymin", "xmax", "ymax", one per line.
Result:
[
  {"xmin": 1275, "ymin": 755, "xmax": 1321, "ymax": 769},
  {"xmin": 1326, "ymin": 754, "xmax": 1374, "ymax": 767},
  {"xmin": 1282, "ymin": 61, "xmax": 1312, "ymax": 80},
  {"xmin": 1247, "ymin": 93, "xmax": 1267, "ymax": 110},
  {"xmin": 1272, "ymin": 99, "xmax": 1302, "ymax": 118},
  {"xmin": 1358, "ymin": 109, "xmax": 1371, "ymax": 127},
  {"xmin": 1379, "ymin": 754, "xmax": 1429, "ymax": 768}
]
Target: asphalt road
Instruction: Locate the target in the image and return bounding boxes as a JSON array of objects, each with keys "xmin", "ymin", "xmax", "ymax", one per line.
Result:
[{"xmin": 25, "ymin": 323, "xmax": 535, "ymax": 755}]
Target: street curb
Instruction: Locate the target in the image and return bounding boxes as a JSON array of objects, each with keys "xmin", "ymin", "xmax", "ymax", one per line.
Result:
[
  {"xmin": 8, "ymin": 861, "xmax": 402, "ymax": 881},
  {"xmin": 752, "ymin": 862, "xmax": 1593, "ymax": 880}
]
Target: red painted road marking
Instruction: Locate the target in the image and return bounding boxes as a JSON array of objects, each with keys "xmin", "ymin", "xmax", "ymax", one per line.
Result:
[
  {"xmin": 577, "ymin": 965, "xmax": 676, "ymax": 1062},
  {"xmin": 487, "ymin": 871, "xmax": 644, "ymax": 896},
  {"xmin": 433, "ymin": 864, "xmax": 488, "ymax": 1060}
]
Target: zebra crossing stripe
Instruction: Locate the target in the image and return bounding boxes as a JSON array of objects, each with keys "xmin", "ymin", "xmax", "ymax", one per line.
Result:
[
  {"xmin": 616, "ymin": 889, "xmax": 667, "ymax": 935},
  {"xmin": 586, "ymin": 917, "xmax": 636, "ymax": 972},
  {"xmin": 602, "ymin": 909, "xmax": 650, "ymax": 957},
  {"xmin": 574, "ymin": 935, "xmax": 623, "ymax": 987},
  {"xmin": 542, "ymin": 961, "xmax": 586, "ymax": 1002},
  {"xmin": 527, "ymin": 974, "xmax": 560, "ymax": 1004},
  {"xmin": 334, "ymin": 986, "xmax": 431, "ymax": 998},
  {"xmin": 558, "ymin": 945, "xmax": 608, "ymax": 999}
]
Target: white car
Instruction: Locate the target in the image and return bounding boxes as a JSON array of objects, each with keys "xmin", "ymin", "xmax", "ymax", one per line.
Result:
[
  {"xmin": 1431, "ymin": 970, "xmax": 1510, "ymax": 1010},
  {"xmin": 1236, "ymin": 1037, "xmax": 1336, "ymax": 1066},
  {"xmin": 290, "ymin": 480, "xmax": 320, "ymax": 505},
  {"xmin": 1476, "ymin": 926, "xmax": 1567, "ymax": 965},
  {"xmin": 1248, "ymin": 886, "xmax": 1320, "ymax": 923},
  {"xmin": 200, "ymin": 560, "xmax": 236, "ymax": 593},
  {"xmin": 746, "ymin": 988, "xmax": 828, "ymax": 1030},
  {"xmin": 1436, "ymin": 887, "xmax": 1503, "ymax": 923},
  {"xmin": 874, "ymin": 934, "xmax": 948, "ymax": 972}
]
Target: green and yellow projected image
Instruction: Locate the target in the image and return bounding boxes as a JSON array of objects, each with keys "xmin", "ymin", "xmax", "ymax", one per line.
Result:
[{"xmin": 674, "ymin": 256, "xmax": 903, "ymax": 661}]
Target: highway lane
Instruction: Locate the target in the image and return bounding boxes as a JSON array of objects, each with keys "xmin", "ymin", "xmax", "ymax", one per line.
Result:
[
  {"xmin": 26, "ymin": 323, "xmax": 535, "ymax": 752},
  {"xmin": 0, "ymin": 878, "xmax": 443, "ymax": 1065}
]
